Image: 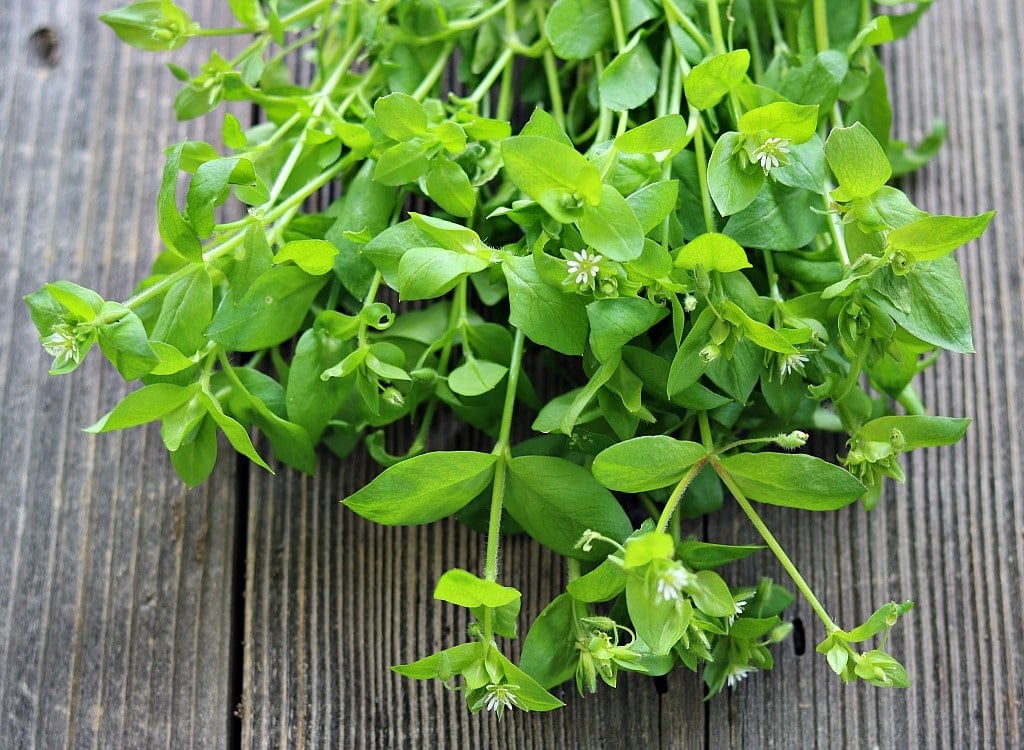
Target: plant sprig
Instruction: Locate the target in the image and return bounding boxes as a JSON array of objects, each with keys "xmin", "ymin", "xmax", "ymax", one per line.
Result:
[{"xmin": 27, "ymin": 0, "xmax": 991, "ymax": 715}]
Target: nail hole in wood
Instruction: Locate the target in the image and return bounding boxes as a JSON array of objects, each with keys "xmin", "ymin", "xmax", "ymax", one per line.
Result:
[
  {"xmin": 792, "ymin": 617, "xmax": 806, "ymax": 656},
  {"xmin": 29, "ymin": 27, "xmax": 60, "ymax": 68}
]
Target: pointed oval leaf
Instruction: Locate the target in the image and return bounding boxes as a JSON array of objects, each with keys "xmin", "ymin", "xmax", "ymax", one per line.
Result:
[{"xmin": 344, "ymin": 451, "xmax": 497, "ymax": 525}]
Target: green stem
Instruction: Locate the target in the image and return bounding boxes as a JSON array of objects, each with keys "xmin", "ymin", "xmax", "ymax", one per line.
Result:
[
  {"xmin": 655, "ymin": 459, "xmax": 707, "ymax": 533},
  {"xmin": 481, "ymin": 328, "xmax": 526, "ymax": 638},
  {"xmin": 609, "ymin": 0, "xmax": 628, "ymax": 51},
  {"xmin": 467, "ymin": 47, "xmax": 515, "ymax": 104},
  {"xmin": 713, "ymin": 461, "xmax": 839, "ymax": 634},
  {"xmin": 706, "ymin": 0, "xmax": 727, "ymax": 55},
  {"xmin": 692, "ymin": 120, "xmax": 716, "ymax": 234},
  {"xmin": 698, "ymin": 410, "xmax": 713, "ymax": 449},
  {"xmin": 357, "ymin": 272, "xmax": 384, "ymax": 347},
  {"xmin": 412, "ymin": 41, "xmax": 456, "ymax": 101},
  {"xmin": 812, "ymin": 0, "xmax": 830, "ymax": 53},
  {"xmin": 897, "ymin": 384, "xmax": 927, "ymax": 416}
]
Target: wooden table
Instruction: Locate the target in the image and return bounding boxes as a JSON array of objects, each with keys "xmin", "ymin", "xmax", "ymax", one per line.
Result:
[{"xmin": 2, "ymin": 1, "xmax": 1022, "ymax": 747}]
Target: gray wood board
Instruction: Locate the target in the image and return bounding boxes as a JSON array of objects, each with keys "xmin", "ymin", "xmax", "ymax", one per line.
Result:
[
  {"xmin": 0, "ymin": 2, "xmax": 241, "ymax": 748},
  {"xmin": 240, "ymin": 2, "xmax": 1024, "ymax": 749}
]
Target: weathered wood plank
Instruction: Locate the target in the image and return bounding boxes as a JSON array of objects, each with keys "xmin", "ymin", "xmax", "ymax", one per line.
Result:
[
  {"xmin": 0, "ymin": 2, "xmax": 241, "ymax": 747},
  {"xmin": 704, "ymin": 1, "xmax": 1024, "ymax": 748}
]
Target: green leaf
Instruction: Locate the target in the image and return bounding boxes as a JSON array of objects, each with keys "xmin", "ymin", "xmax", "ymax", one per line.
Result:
[
  {"xmin": 723, "ymin": 182, "xmax": 821, "ymax": 250},
  {"xmin": 717, "ymin": 452, "xmax": 866, "ymax": 510},
  {"xmin": 667, "ymin": 306, "xmax": 716, "ymax": 395},
  {"xmin": 622, "ymin": 531, "xmax": 675, "ymax": 569},
  {"xmin": 502, "ymin": 254, "xmax": 588, "ymax": 356},
  {"xmin": 856, "ymin": 416, "xmax": 970, "ymax": 450},
  {"xmin": 870, "ymin": 256, "xmax": 974, "ymax": 353},
  {"xmin": 38, "ymin": 281, "xmax": 104, "ymax": 324},
  {"xmin": 273, "ymin": 239, "xmax": 338, "ymax": 276},
  {"xmin": 447, "ymin": 360, "xmax": 508, "ymax": 397},
  {"xmin": 493, "ymin": 652, "xmax": 566, "ymax": 711},
  {"xmin": 626, "ymin": 565, "xmax": 692, "ymax": 653},
  {"xmin": 397, "ymin": 246, "xmax": 489, "ymax": 301},
  {"xmin": 207, "ymin": 266, "xmax": 326, "ymax": 351},
  {"xmin": 343, "ymin": 451, "xmax": 497, "ymax": 525},
  {"xmin": 86, "ymin": 383, "xmax": 197, "ymax": 432},
  {"xmin": 373, "ymin": 140, "xmax": 431, "ymax": 186},
  {"xmin": 285, "ymin": 328, "xmax": 351, "ymax": 440},
  {"xmin": 720, "ymin": 300, "xmax": 799, "ymax": 354},
  {"xmin": 675, "ymin": 540, "xmax": 764, "ymax": 570},
  {"xmin": 96, "ymin": 305, "xmax": 158, "ymax": 380},
  {"xmin": 186, "ymin": 156, "xmax": 258, "ymax": 237},
  {"xmin": 169, "ymin": 415, "xmax": 217, "ymax": 487},
  {"xmin": 392, "ymin": 642, "xmax": 485, "ymax": 680},
  {"xmin": 520, "ymin": 107, "xmax": 573, "ymax": 146},
  {"xmin": 578, "ymin": 184, "xmax": 645, "ymax": 261},
  {"xmin": 690, "ymin": 569, "xmax": 736, "ymax": 617},
  {"xmin": 600, "ymin": 38, "xmax": 659, "ymax": 112},
  {"xmin": 593, "ymin": 436, "xmax": 706, "ymax": 492},
  {"xmin": 374, "ymin": 92, "xmax": 429, "ymax": 141},
  {"xmin": 825, "ymin": 122, "xmax": 892, "ymax": 201},
  {"xmin": 675, "ymin": 232, "xmax": 752, "ymax": 273},
  {"xmin": 158, "ymin": 142, "xmax": 202, "ymax": 261},
  {"xmin": 424, "ymin": 159, "xmax": 476, "ymax": 218},
  {"xmin": 501, "ymin": 135, "xmax": 603, "ymax": 223},
  {"xmin": 362, "ymin": 220, "xmax": 432, "ymax": 288},
  {"xmin": 505, "ymin": 455, "xmax": 633, "ymax": 560},
  {"xmin": 615, "ymin": 114, "xmax": 689, "ymax": 156},
  {"xmin": 738, "ymin": 102, "xmax": 819, "ymax": 143},
  {"xmin": 843, "ymin": 600, "xmax": 914, "ymax": 642},
  {"xmin": 199, "ymin": 390, "xmax": 272, "ymax": 471},
  {"xmin": 433, "ymin": 568, "xmax": 521, "ymax": 609},
  {"xmin": 587, "ymin": 297, "xmax": 668, "ymax": 362},
  {"xmin": 708, "ymin": 132, "xmax": 764, "ymax": 216},
  {"xmin": 151, "ymin": 267, "xmax": 212, "ymax": 355},
  {"xmin": 566, "ymin": 558, "xmax": 627, "ymax": 602},
  {"xmin": 773, "ymin": 50, "xmax": 848, "ymax": 111},
  {"xmin": 520, "ymin": 594, "xmax": 579, "ymax": 689},
  {"xmin": 887, "ymin": 211, "xmax": 995, "ymax": 262},
  {"xmin": 684, "ymin": 50, "xmax": 750, "ymax": 110},
  {"xmin": 772, "ymin": 136, "xmax": 826, "ymax": 192},
  {"xmin": 100, "ymin": 0, "xmax": 195, "ymax": 51},
  {"xmin": 627, "ymin": 180, "xmax": 679, "ymax": 233},
  {"xmin": 545, "ymin": 0, "xmax": 612, "ymax": 59}
]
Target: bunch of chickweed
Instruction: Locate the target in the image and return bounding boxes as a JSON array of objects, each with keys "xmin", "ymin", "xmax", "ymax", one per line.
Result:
[{"xmin": 27, "ymin": 0, "xmax": 992, "ymax": 714}]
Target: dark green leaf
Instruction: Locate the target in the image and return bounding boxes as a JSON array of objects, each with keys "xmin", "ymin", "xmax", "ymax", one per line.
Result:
[
  {"xmin": 207, "ymin": 266, "xmax": 325, "ymax": 351},
  {"xmin": 593, "ymin": 436, "xmax": 706, "ymax": 492},
  {"xmin": 519, "ymin": 594, "xmax": 579, "ymax": 689},
  {"xmin": 344, "ymin": 451, "xmax": 497, "ymax": 525},
  {"xmin": 717, "ymin": 452, "xmax": 866, "ymax": 510},
  {"xmin": 502, "ymin": 254, "xmax": 588, "ymax": 356},
  {"xmin": 506, "ymin": 455, "xmax": 633, "ymax": 560}
]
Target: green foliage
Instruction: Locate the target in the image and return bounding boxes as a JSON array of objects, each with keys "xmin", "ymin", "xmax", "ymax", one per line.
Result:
[{"xmin": 30, "ymin": 0, "xmax": 991, "ymax": 718}]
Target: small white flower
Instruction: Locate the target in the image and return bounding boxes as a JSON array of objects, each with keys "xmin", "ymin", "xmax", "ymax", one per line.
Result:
[
  {"xmin": 778, "ymin": 352, "xmax": 809, "ymax": 380},
  {"xmin": 564, "ymin": 250, "xmax": 603, "ymax": 289},
  {"xmin": 682, "ymin": 293, "xmax": 698, "ymax": 313},
  {"xmin": 656, "ymin": 564, "xmax": 693, "ymax": 603},
  {"xmin": 751, "ymin": 137, "xmax": 791, "ymax": 174},
  {"xmin": 729, "ymin": 598, "xmax": 748, "ymax": 626},
  {"xmin": 482, "ymin": 683, "xmax": 520, "ymax": 718},
  {"xmin": 41, "ymin": 323, "xmax": 81, "ymax": 370},
  {"xmin": 725, "ymin": 664, "xmax": 754, "ymax": 688}
]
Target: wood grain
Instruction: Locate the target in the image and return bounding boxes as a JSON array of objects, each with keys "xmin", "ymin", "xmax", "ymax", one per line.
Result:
[{"xmin": 0, "ymin": 3, "xmax": 241, "ymax": 748}]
